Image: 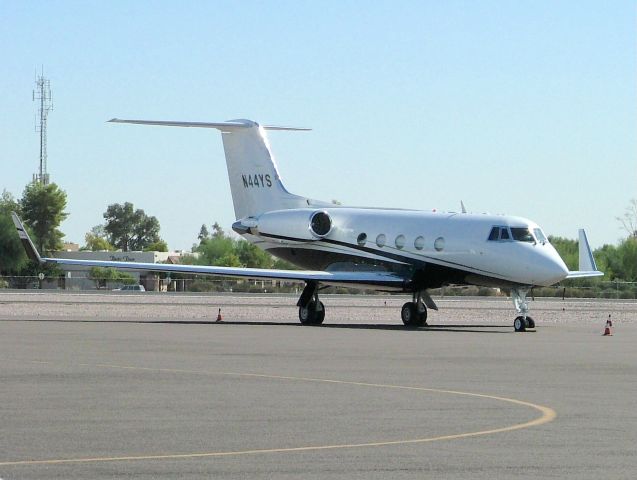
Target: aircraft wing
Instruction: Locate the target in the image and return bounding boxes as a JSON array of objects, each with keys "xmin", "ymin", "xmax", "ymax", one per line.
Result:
[
  {"xmin": 11, "ymin": 213, "xmax": 407, "ymax": 289},
  {"xmin": 565, "ymin": 229, "xmax": 604, "ymax": 279}
]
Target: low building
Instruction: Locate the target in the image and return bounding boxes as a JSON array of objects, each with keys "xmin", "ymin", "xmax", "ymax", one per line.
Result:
[{"xmin": 62, "ymin": 242, "xmax": 80, "ymax": 252}]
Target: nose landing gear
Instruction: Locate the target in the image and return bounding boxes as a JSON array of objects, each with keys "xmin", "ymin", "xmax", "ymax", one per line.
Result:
[{"xmin": 511, "ymin": 287, "xmax": 535, "ymax": 332}]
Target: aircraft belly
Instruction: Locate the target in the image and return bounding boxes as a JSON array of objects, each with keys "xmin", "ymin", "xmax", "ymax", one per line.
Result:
[
  {"xmin": 265, "ymin": 245, "xmax": 406, "ymax": 273},
  {"xmin": 254, "ymin": 235, "xmax": 516, "ymax": 290}
]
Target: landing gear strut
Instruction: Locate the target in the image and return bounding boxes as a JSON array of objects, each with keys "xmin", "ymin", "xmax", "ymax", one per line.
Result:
[
  {"xmin": 511, "ymin": 287, "xmax": 535, "ymax": 332},
  {"xmin": 401, "ymin": 291, "xmax": 428, "ymax": 328},
  {"xmin": 297, "ymin": 281, "xmax": 325, "ymax": 325}
]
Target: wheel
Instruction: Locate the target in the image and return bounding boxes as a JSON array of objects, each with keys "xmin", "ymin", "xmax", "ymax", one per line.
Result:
[
  {"xmin": 401, "ymin": 302, "xmax": 416, "ymax": 326},
  {"xmin": 402, "ymin": 302, "xmax": 424, "ymax": 328},
  {"xmin": 526, "ymin": 317, "xmax": 535, "ymax": 329},
  {"xmin": 514, "ymin": 316, "xmax": 527, "ymax": 332},
  {"xmin": 299, "ymin": 301, "xmax": 325, "ymax": 325}
]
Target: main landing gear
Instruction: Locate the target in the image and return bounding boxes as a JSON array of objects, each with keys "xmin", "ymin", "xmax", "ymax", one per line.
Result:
[
  {"xmin": 511, "ymin": 287, "xmax": 535, "ymax": 332},
  {"xmin": 297, "ymin": 281, "xmax": 325, "ymax": 325},
  {"xmin": 401, "ymin": 291, "xmax": 428, "ymax": 328}
]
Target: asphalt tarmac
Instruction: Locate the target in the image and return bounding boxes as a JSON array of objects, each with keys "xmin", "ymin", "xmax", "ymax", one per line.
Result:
[{"xmin": 1, "ymin": 293, "xmax": 635, "ymax": 479}]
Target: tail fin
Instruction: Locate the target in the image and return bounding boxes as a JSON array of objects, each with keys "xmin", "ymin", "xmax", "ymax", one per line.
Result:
[{"xmin": 109, "ymin": 118, "xmax": 323, "ymax": 219}]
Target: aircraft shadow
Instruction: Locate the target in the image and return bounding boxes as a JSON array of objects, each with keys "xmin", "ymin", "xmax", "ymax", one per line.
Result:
[
  {"xmin": 6, "ymin": 318, "xmax": 516, "ymax": 333},
  {"xmin": 155, "ymin": 320, "xmax": 515, "ymax": 333}
]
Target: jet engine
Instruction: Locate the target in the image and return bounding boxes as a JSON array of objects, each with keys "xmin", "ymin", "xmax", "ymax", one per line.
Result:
[{"xmin": 233, "ymin": 209, "xmax": 333, "ymax": 241}]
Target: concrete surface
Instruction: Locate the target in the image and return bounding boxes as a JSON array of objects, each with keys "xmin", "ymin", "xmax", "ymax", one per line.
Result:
[{"xmin": 0, "ymin": 292, "xmax": 635, "ymax": 479}]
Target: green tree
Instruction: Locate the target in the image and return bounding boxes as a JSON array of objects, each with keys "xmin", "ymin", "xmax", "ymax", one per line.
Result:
[
  {"xmin": 0, "ymin": 190, "xmax": 27, "ymax": 274},
  {"xmin": 144, "ymin": 240, "xmax": 168, "ymax": 252},
  {"xmin": 103, "ymin": 202, "xmax": 162, "ymax": 251},
  {"xmin": 87, "ymin": 266, "xmax": 136, "ymax": 289},
  {"xmin": 197, "ymin": 235, "xmax": 237, "ymax": 266},
  {"xmin": 198, "ymin": 224, "xmax": 210, "ymax": 243},
  {"xmin": 21, "ymin": 182, "xmax": 68, "ymax": 253},
  {"xmin": 235, "ymin": 239, "xmax": 274, "ymax": 268},
  {"xmin": 0, "ymin": 190, "xmax": 20, "ymax": 214},
  {"xmin": 211, "ymin": 222, "xmax": 225, "ymax": 238},
  {"xmin": 218, "ymin": 252, "xmax": 242, "ymax": 267},
  {"xmin": 83, "ymin": 225, "xmax": 115, "ymax": 251},
  {"xmin": 193, "ymin": 220, "xmax": 299, "ymax": 270},
  {"xmin": 595, "ymin": 244, "xmax": 620, "ymax": 280},
  {"xmin": 616, "ymin": 237, "xmax": 637, "ymax": 281}
]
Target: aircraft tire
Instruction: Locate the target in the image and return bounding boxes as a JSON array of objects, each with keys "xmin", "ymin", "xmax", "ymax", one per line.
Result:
[
  {"xmin": 299, "ymin": 301, "xmax": 325, "ymax": 325},
  {"xmin": 514, "ymin": 316, "xmax": 527, "ymax": 332},
  {"xmin": 401, "ymin": 302, "xmax": 424, "ymax": 328},
  {"xmin": 526, "ymin": 317, "xmax": 535, "ymax": 329}
]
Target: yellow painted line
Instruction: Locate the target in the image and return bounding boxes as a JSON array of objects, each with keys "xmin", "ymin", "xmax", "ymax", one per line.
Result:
[{"xmin": 0, "ymin": 362, "xmax": 556, "ymax": 467}]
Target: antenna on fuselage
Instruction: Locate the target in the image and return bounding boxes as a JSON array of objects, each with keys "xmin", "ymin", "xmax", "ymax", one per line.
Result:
[{"xmin": 460, "ymin": 200, "xmax": 467, "ymax": 214}]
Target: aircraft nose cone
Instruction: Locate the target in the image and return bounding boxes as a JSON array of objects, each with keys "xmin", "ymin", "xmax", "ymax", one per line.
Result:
[{"xmin": 538, "ymin": 249, "xmax": 569, "ymax": 286}]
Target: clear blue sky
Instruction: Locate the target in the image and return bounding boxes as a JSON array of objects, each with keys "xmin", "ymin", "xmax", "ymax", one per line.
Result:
[{"xmin": 1, "ymin": 1, "xmax": 635, "ymax": 250}]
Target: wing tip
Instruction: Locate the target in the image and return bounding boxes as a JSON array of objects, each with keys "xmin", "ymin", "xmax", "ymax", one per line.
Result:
[{"xmin": 11, "ymin": 212, "xmax": 43, "ymax": 263}]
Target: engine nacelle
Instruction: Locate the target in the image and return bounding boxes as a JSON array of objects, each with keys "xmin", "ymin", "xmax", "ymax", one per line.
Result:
[{"xmin": 234, "ymin": 209, "xmax": 333, "ymax": 241}]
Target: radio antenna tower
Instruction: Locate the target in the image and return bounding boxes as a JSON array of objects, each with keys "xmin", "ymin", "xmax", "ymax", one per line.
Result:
[{"xmin": 33, "ymin": 68, "xmax": 53, "ymax": 185}]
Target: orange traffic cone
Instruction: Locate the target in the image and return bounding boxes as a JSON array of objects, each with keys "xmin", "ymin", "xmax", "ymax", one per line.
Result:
[
  {"xmin": 216, "ymin": 308, "xmax": 223, "ymax": 323},
  {"xmin": 603, "ymin": 314, "xmax": 612, "ymax": 336}
]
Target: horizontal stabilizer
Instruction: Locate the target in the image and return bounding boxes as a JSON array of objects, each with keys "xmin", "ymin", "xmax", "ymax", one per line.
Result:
[{"xmin": 108, "ymin": 118, "xmax": 310, "ymax": 131}]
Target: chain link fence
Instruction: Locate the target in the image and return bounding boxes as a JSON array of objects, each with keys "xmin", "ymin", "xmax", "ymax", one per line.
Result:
[{"xmin": 1, "ymin": 275, "xmax": 636, "ymax": 299}]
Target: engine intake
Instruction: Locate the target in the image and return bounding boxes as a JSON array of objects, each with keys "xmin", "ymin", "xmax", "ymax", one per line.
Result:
[{"xmin": 310, "ymin": 211, "xmax": 332, "ymax": 237}]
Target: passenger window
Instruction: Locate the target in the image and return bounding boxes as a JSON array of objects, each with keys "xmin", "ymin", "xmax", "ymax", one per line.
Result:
[
  {"xmin": 500, "ymin": 227, "xmax": 510, "ymax": 240},
  {"xmin": 357, "ymin": 233, "xmax": 367, "ymax": 246},
  {"xmin": 414, "ymin": 236, "xmax": 425, "ymax": 250}
]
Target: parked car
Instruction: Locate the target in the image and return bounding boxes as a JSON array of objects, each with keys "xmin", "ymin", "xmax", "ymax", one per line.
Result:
[{"xmin": 113, "ymin": 284, "xmax": 146, "ymax": 292}]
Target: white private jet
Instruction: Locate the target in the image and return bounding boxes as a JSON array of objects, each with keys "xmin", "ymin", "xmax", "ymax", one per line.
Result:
[{"xmin": 12, "ymin": 118, "xmax": 603, "ymax": 331}]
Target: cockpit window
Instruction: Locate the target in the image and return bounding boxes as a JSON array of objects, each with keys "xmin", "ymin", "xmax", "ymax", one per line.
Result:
[
  {"xmin": 511, "ymin": 227, "xmax": 535, "ymax": 243},
  {"xmin": 489, "ymin": 225, "xmax": 539, "ymax": 243},
  {"xmin": 534, "ymin": 228, "xmax": 548, "ymax": 244},
  {"xmin": 488, "ymin": 226, "xmax": 511, "ymax": 241}
]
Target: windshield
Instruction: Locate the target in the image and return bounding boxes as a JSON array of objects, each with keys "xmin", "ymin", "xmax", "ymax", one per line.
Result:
[{"xmin": 510, "ymin": 227, "xmax": 535, "ymax": 243}]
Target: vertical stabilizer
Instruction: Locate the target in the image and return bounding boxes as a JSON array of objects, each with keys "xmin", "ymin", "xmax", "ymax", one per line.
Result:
[{"xmin": 219, "ymin": 120, "xmax": 309, "ymax": 219}]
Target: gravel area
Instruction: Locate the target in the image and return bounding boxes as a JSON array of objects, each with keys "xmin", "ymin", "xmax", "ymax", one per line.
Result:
[{"xmin": 1, "ymin": 291, "xmax": 633, "ymax": 327}]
